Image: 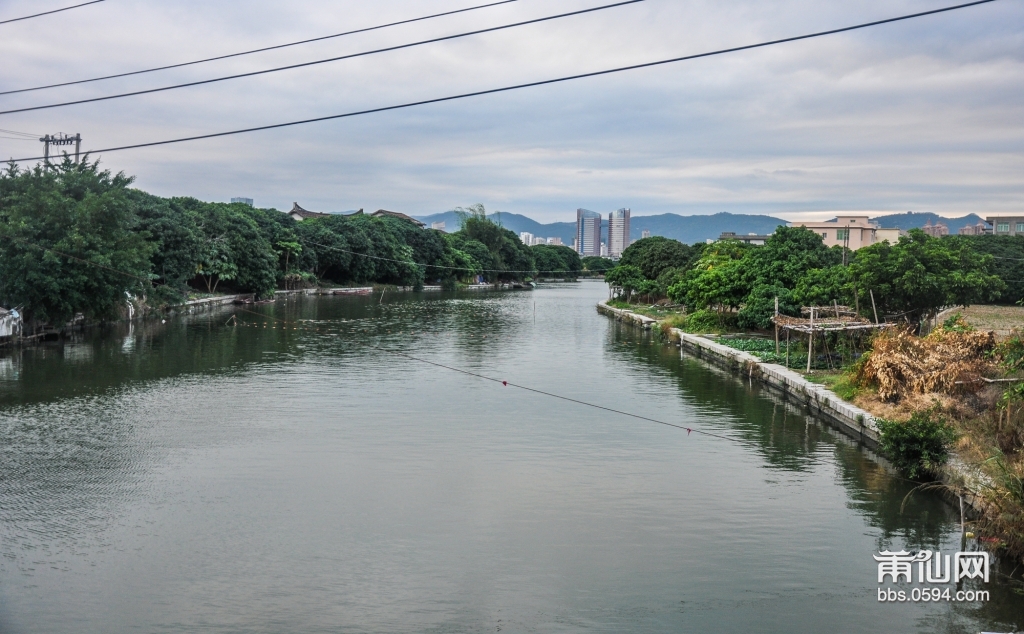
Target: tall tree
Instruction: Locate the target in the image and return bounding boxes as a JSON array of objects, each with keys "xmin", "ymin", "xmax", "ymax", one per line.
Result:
[{"xmin": 0, "ymin": 159, "xmax": 154, "ymax": 326}]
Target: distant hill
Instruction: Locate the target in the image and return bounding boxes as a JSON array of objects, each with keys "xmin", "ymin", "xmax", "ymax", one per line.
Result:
[
  {"xmin": 872, "ymin": 212, "xmax": 987, "ymax": 233},
  {"xmin": 629, "ymin": 213, "xmax": 787, "ymax": 244},
  {"xmin": 413, "ymin": 211, "xmax": 576, "ymax": 243},
  {"xmin": 414, "ymin": 211, "xmax": 789, "ymax": 246}
]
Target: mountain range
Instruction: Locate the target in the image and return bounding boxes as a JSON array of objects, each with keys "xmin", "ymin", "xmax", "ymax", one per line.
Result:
[
  {"xmin": 414, "ymin": 211, "xmax": 789, "ymax": 246},
  {"xmin": 413, "ymin": 211, "xmax": 996, "ymax": 247}
]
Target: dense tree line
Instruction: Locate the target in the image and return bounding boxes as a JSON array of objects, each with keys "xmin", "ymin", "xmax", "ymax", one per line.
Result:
[
  {"xmin": 0, "ymin": 161, "xmax": 572, "ymax": 326},
  {"xmin": 608, "ymin": 226, "xmax": 1008, "ymax": 328}
]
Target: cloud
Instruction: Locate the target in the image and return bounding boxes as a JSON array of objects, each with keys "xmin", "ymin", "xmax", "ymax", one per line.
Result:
[{"xmin": 0, "ymin": 0, "xmax": 1020, "ymax": 222}]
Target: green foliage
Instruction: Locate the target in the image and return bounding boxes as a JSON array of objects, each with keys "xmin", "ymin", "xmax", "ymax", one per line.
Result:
[
  {"xmin": 582, "ymin": 256, "xmax": 615, "ymax": 273},
  {"xmin": 793, "ymin": 265, "xmax": 852, "ymax": 308},
  {"xmin": 667, "ymin": 241, "xmax": 749, "ymax": 314},
  {"xmin": 451, "ymin": 204, "xmax": 534, "ymax": 282},
  {"xmin": 876, "ymin": 409, "xmax": 957, "ymax": 479},
  {"xmin": 679, "ymin": 308, "xmax": 732, "ymax": 333},
  {"xmin": 961, "ymin": 234, "xmax": 1024, "ymax": 304},
  {"xmin": 940, "ymin": 313, "xmax": 973, "ymax": 333},
  {"xmin": 743, "ymin": 226, "xmax": 841, "ymax": 290},
  {"xmin": 737, "ymin": 284, "xmax": 796, "ymax": 330},
  {"xmin": 994, "ymin": 334, "xmax": 1024, "ymax": 373},
  {"xmin": 849, "ymin": 231, "xmax": 1004, "ymax": 322},
  {"xmin": 531, "ymin": 244, "xmax": 582, "ymax": 276},
  {"xmin": 604, "ymin": 265, "xmax": 645, "ymax": 302},
  {"xmin": 618, "ymin": 236, "xmax": 695, "ymax": 281},
  {"xmin": 0, "ymin": 159, "xmax": 155, "ymax": 324}
]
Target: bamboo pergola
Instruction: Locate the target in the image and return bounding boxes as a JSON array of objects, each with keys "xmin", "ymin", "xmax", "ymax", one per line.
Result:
[{"xmin": 771, "ymin": 303, "xmax": 892, "ymax": 372}]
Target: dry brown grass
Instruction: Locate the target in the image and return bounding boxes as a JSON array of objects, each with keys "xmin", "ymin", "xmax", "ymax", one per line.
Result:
[
  {"xmin": 855, "ymin": 327, "xmax": 996, "ymax": 402},
  {"xmin": 956, "ymin": 305, "xmax": 1024, "ymax": 336}
]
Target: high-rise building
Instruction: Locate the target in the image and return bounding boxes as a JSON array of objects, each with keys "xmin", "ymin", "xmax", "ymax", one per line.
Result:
[
  {"xmin": 547, "ymin": 237, "xmax": 563, "ymax": 246},
  {"xmin": 641, "ymin": 229, "xmax": 651, "ymax": 239},
  {"xmin": 576, "ymin": 209, "xmax": 602, "ymax": 256},
  {"xmin": 520, "ymin": 232, "xmax": 534, "ymax": 245},
  {"xmin": 231, "ymin": 197, "xmax": 254, "ymax": 207},
  {"xmin": 921, "ymin": 220, "xmax": 949, "ymax": 237},
  {"xmin": 608, "ymin": 208, "xmax": 631, "ymax": 257}
]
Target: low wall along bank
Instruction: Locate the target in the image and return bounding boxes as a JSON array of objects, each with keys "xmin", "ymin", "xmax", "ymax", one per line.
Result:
[{"xmin": 597, "ymin": 301, "xmax": 881, "ymax": 446}]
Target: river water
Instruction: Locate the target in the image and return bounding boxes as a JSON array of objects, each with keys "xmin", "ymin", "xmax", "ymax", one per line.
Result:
[{"xmin": 0, "ymin": 281, "xmax": 1021, "ymax": 633}]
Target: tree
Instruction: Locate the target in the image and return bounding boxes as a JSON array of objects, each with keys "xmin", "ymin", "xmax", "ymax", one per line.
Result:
[
  {"xmin": 667, "ymin": 241, "xmax": 749, "ymax": 315},
  {"xmin": 0, "ymin": 159, "xmax": 155, "ymax": 326},
  {"xmin": 849, "ymin": 230, "xmax": 1004, "ymax": 324},
  {"xmin": 605, "ymin": 265, "xmax": 645, "ymax": 302},
  {"xmin": 532, "ymin": 244, "xmax": 582, "ymax": 276},
  {"xmin": 960, "ymin": 234, "xmax": 1024, "ymax": 304},
  {"xmin": 582, "ymin": 256, "xmax": 615, "ymax": 273},
  {"xmin": 451, "ymin": 204, "xmax": 534, "ymax": 281},
  {"xmin": 617, "ymin": 236, "xmax": 695, "ymax": 281}
]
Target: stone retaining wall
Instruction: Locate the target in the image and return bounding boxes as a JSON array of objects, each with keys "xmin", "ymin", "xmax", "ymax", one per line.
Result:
[{"xmin": 598, "ymin": 301, "xmax": 880, "ymax": 446}]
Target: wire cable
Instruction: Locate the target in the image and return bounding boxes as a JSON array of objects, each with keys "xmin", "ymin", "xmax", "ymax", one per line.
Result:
[
  {"xmin": 0, "ymin": 0, "xmax": 519, "ymax": 96},
  {"xmin": 227, "ymin": 303, "xmax": 747, "ymax": 445},
  {"xmin": 0, "ymin": 0, "xmax": 104, "ymax": 26},
  {"xmin": 2, "ymin": 0, "xmax": 1001, "ymax": 163},
  {"xmin": 0, "ymin": 128, "xmax": 40, "ymax": 138},
  {"xmin": 0, "ymin": 0, "xmax": 646, "ymax": 115}
]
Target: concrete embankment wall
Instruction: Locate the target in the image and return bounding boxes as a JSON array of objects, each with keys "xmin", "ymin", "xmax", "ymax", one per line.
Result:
[{"xmin": 597, "ymin": 301, "xmax": 880, "ymax": 446}]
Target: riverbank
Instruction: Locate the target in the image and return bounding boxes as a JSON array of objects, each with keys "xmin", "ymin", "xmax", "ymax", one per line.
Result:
[
  {"xmin": 597, "ymin": 301, "xmax": 881, "ymax": 446},
  {"xmin": 597, "ymin": 300, "xmax": 1011, "ymax": 547}
]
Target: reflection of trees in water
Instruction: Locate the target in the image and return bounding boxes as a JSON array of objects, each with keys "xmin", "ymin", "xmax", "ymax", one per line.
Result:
[{"xmin": 614, "ymin": 329, "xmax": 1024, "ymax": 629}]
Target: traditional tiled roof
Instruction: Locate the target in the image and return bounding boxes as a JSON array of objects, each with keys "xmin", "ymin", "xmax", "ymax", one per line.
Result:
[
  {"xmin": 371, "ymin": 209, "xmax": 426, "ymax": 228},
  {"xmin": 289, "ymin": 203, "xmax": 331, "ymax": 220}
]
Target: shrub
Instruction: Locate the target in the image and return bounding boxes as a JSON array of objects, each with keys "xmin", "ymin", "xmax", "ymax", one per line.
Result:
[{"xmin": 876, "ymin": 409, "xmax": 957, "ymax": 479}]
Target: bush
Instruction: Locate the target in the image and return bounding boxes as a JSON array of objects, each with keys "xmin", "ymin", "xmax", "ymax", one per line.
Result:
[{"xmin": 876, "ymin": 409, "xmax": 957, "ymax": 479}]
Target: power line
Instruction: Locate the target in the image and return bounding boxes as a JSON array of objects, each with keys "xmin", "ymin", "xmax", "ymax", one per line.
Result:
[
  {"xmin": 0, "ymin": 0, "xmax": 519, "ymax": 96},
  {"xmin": 0, "ymin": 0, "xmax": 646, "ymax": 115},
  {"xmin": 2, "ymin": 0, "xmax": 1000, "ymax": 164},
  {"xmin": 0, "ymin": 128, "xmax": 39, "ymax": 138},
  {"xmin": 0, "ymin": 0, "xmax": 105, "ymax": 26},
  {"xmin": 227, "ymin": 304, "xmax": 747, "ymax": 445}
]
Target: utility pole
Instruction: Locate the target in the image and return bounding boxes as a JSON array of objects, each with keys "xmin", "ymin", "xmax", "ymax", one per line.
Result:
[
  {"xmin": 38, "ymin": 133, "xmax": 82, "ymax": 170},
  {"xmin": 40, "ymin": 134, "xmax": 51, "ymax": 169}
]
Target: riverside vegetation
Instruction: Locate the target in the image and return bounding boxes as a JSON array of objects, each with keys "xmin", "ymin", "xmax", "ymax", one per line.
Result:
[
  {"xmin": 0, "ymin": 160, "xmax": 584, "ymax": 329},
  {"xmin": 604, "ymin": 226, "xmax": 1024, "ymax": 561}
]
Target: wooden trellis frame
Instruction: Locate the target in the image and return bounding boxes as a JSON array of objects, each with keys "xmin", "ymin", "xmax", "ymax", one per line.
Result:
[{"xmin": 772, "ymin": 301, "xmax": 892, "ymax": 371}]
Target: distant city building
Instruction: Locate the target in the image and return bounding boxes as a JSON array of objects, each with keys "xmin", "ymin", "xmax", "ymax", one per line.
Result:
[
  {"xmin": 607, "ymin": 208, "xmax": 631, "ymax": 257},
  {"xmin": 431, "ymin": 221, "xmax": 446, "ymax": 231},
  {"xmin": 719, "ymin": 232, "xmax": 773, "ymax": 246},
  {"xmin": 788, "ymin": 215, "xmax": 878, "ymax": 250},
  {"xmin": 986, "ymin": 216, "xmax": 1024, "ymax": 236},
  {"xmin": 231, "ymin": 197, "xmax": 254, "ymax": 207},
  {"xmin": 520, "ymin": 232, "xmax": 534, "ymax": 245},
  {"xmin": 600, "ymin": 242, "xmax": 609, "ymax": 257},
  {"xmin": 958, "ymin": 221, "xmax": 992, "ymax": 236},
  {"xmin": 641, "ymin": 229, "xmax": 651, "ymax": 239},
  {"xmin": 547, "ymin": 237, "xmax": 563, "ymax": 246},
  {"xmin": 576, "ymin": 209, "xmax": 602, "ymax": 257},
  {"xmin": 921, "ymin": 220, "xmax": 949, "ymax": 237},
  {"xmin": 875, "ymin": 227, "xmax": 907, "ymax": 243},
  {"xmin": 572, "ymin": 238, "xmax": 579, "ymax": 252}
]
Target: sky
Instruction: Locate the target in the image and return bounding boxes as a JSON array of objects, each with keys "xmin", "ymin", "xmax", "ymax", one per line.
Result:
[{"xmin": 0, "ymin": 0, "xmax": 1021, "ymax": 223}]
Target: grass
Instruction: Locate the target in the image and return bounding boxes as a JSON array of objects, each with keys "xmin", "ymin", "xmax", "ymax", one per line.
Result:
[{"xmin": 957, "ymin": 305, "xmax": 1024, "ymax": 335}]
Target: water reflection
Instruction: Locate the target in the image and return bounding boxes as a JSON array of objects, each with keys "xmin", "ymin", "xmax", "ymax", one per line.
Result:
[{"xmin": 0, "ymin": 284, "xmax": 1021, "ymax": 633}]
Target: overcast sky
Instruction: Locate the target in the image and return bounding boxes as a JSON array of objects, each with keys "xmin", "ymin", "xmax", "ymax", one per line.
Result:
[{"xmin": 0, "ymin": 0, "xmax": 1021, "ymax": 222}]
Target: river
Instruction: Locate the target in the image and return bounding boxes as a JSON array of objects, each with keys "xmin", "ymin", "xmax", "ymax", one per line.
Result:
[{"xmin": 0, "ymin": 280, "xmax": 1021, "ymax": 633}]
